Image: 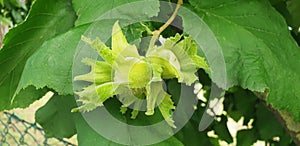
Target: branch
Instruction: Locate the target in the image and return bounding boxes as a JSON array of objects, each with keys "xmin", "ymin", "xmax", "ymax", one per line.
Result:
[{"xmin": 149, "ymin": 0, "xmax": 183, "ymax": 49}]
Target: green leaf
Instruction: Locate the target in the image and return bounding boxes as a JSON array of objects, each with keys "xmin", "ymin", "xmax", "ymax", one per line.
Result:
[
  {"xmin": 174, "ymin": 122, "xmax": 213, "ymax": 146},
  {"xmin": 74, "ymin": 114, "xmax": 120, "ymax": 146},
  {"xmin": 15, "ymin": 25, "xmax": 89, "ymax": 98},
  {"xmin": 236, "ymin": 128, "xmax": 258, "ymax": 146},
  {"xmin": 16, "ymin": 20, "xmax": 136, "ymax": 105},
  {"xmin": 0, "ymin": 0, "xmax": 76, "ymax": 111},
  {"xmin": 226, "ymin": 89, "xmax": 257, "ymax": 123},
  {"xmin": 255, "ymin": 103, "xmax": 285, "ymax": 140},
  {"xmin": 167, "ymin": 79, "xmax": 213, "ymax": 146},
  {"xmin": 287, "ymin": 0, "xmax": 300, "ymax": 32},
  {"xmin": 72, "ymin": 0, "xmax": 160, "ymax": 26},
  {"xmin": 183, "ymin": 0, "xmax": 300, "ymax": 121},
  {"xmin": 154, "ymin": 137, "xmax": 184, "ymax": 146},
  {"xmin": 35, "ymin": 94, "xmax": 78, "ymax": 138},
  {"xmin": 213, "ymin": 116, "xmax": 233, "ymax": 143},
  {"xmin": 0, "ymin": 85, "xmax": 48, "ymax": 110},
  {"xmin": 74, "ymin": 108, "xmax": 183, "ymax": 146},
  {"xmin": 122, "ymin": 22, "xmax": 149, "ymax": 47},
  {"xmin": 11, "ymin": 9, "xmax": 22, "ymax": 23}
]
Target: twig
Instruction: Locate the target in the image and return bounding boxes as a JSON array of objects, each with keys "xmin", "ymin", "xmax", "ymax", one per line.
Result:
[{"xmin": 149, "ymin": 0, "xmax": 183, "ymax": 49}]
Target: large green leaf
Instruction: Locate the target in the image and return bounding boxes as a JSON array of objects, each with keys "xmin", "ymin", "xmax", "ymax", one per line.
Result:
[
  {"xmin": 174, "ymin": 121, "xmax": 213, "ymax": 146},
  {"xmin": 181, "ymin": 0, "xmax": 300, "ymax": 121},
  {"xmin": 74, "ymin": 99, "xmax": 184, "ymax": 146},
  {"xmin": 72, "ymin": 0, "xmax": 160, "ymax": 26},
  {"xmin": 74, "ymin": 113, "xmax": 119, "ymax": 146},
  {"xmin": 16, "ymin": 25, "xmax": 89, "ymax": 96},
  {"xmin": 35, "ymin": 94, "xmax": 78, "ymax": 138},
  {"xmin": 15, "ymin": 20, "xmax": 155, "ymax": 109},
  {"xmin": 0, "ymin": 0, "xmax": 76, "ymax": 111}
]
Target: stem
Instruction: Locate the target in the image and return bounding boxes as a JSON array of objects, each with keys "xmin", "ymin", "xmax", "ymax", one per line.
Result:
[
  {"xmin": 149, "ymin": 0, "xmax": 183, "ymax": 49},
  {"xmin": 140, "ymin": 22, "xmax": 153, "ymax": 35}
]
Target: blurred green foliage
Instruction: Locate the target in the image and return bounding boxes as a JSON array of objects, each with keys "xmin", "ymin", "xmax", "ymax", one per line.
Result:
[{"xmin": 0, "ymin": 0, "xmax": 33, "ymax": 26}]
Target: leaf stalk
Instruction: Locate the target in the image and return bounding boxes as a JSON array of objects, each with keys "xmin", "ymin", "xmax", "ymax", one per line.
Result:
[{"xmin": 149, "ymin": 0, "xmax": 183, "ymax": 48}]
